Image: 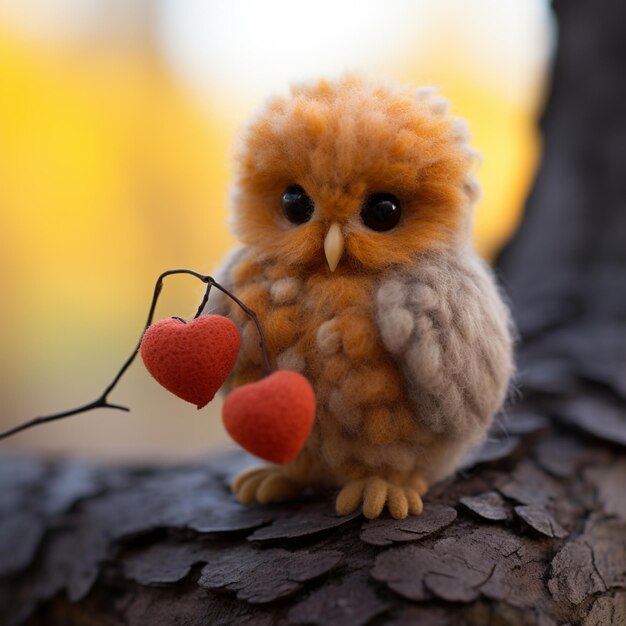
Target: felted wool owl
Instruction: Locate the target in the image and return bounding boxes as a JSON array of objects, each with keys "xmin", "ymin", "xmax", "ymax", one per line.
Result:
[{"xmin": 212, "ymin": 76, "xmax": 514, "ymax": 520}]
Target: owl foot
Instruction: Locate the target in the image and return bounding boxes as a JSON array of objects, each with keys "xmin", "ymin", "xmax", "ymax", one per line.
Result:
[
  {"xmin": 231, "ymin": 465, "xmax": 302, "ymax": 505},
  {"xmin": 335, "ymin": 476, "xmax": 426, "ymax": 520}
]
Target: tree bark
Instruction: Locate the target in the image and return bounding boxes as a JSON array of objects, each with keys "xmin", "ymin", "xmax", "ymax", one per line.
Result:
[{"xmin": 2, "ymin": 1, "xmax": 626, "ymax": 624}]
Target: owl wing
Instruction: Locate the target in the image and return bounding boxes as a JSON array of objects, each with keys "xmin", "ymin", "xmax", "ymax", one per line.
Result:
[{"xmin": 375, "ymin": 250, "xmax": 514, "ymax": 442}]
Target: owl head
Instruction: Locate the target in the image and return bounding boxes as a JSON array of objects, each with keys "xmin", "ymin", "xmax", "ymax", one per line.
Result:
[{"xmin": 230, "ymin": 76, "xmax": 479, "ymax": 275}]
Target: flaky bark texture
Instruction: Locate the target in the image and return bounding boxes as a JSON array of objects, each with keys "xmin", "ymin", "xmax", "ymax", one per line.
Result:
[{"xmin": 2, "ymin": 0, "xmax": 626, "ymax": 624}]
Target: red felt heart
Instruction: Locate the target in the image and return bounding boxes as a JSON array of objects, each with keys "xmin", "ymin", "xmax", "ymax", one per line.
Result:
[
  {"xmin": 222, "ymin": 371, "xmax": 316, "ymax": 464},
  {"xmin": 140, "ymin": 315, "xmax": 240, "ymax": 409}
]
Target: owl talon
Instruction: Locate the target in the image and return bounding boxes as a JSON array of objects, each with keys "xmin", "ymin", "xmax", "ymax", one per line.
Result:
[
  {"xmin": 230, "ymin": 466, "xmax": 267, "ymax": 493},
  {"xmin": 336, "ymin": 479, "xmax": 366, "ymax": 515},
  {"xmin": 231, "ymin": 465, "xmax": 302, "ymax": 505},
  {"xmin": 335, "ymin": 477, "xmax": 425, "ymax": 519},
  {"xmin": 363, "ymin": 477, "xmax": 388, "ymax": 519},
  {"xmin": 237, "ymin": 472, "xmax": 267, "ymax": 505},
  {"xmin": 405, "ymin": 487, "xmax": 424, "ymax": 515},
  {"xmin": 256, "ymin": 472, "xmax": 302, "ymax": 504},
  {"xmin": 387, "ymin": 485, "xmax": 409, "ymax": 519}
]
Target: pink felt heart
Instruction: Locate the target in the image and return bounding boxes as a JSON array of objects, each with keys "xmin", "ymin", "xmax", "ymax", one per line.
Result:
[
  {"xmin": 140, "ymin": 315, "xmax": 240, "ymax": 408},
  {"xmin": 222, "ymin": 370, "xmax": 316, "ymax": 464}
]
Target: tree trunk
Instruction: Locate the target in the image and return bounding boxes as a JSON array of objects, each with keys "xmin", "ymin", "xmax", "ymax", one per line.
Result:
[{"xmin": 2, "ymin": 1, "xmax": 626, "ymax": 624}]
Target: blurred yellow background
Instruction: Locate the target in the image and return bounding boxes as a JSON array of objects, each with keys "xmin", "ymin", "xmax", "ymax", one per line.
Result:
[{"xmin": 0, "ymin": 0, "xmax": 552, "ymax": 460}]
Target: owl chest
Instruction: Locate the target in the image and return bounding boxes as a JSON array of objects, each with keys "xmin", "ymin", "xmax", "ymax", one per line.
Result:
[
  {"xmin": 233, "ymin": 272, "xmax": 382, "ymax": 386},
  {"xmin": 231, "ymin": 267, "xmax": 416, "ymax": 470}
]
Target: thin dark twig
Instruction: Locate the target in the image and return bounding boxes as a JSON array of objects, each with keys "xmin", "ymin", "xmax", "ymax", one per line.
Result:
[
  {"xmin": 194, "ymin": 282, "xmax": 212, "ymax": 319},
  {"xmin": 0, "ymin": 400, "xmax": 131, "ymax": 441},
  {"xmin": 0, "ymin": 268, "xmax": 272, "ymax": 441}
]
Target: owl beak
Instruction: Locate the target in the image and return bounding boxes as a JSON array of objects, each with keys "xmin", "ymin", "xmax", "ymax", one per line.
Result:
[{"xmin": 324, "ymin": 222, "xmax": 345, "ymax": 272}]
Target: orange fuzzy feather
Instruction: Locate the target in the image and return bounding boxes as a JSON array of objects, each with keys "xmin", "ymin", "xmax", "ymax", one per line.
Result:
[{"xmin": 231, "ymin": 75, "xmax": 475, "ymax": 274}]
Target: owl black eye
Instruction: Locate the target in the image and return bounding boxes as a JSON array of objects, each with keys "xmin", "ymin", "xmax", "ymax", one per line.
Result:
[
  {"xmin": 282, "ymin": 184, "xmax": 314, "ymax": 225},
  {"xmin": 361, "ymin": 193, "xmax": 401, "ymax": 232}
]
